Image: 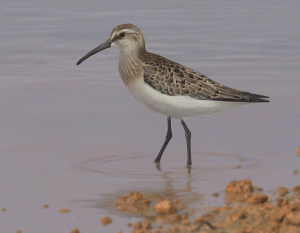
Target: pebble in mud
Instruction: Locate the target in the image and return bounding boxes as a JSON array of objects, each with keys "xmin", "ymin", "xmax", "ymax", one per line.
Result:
[
  {"xmin": 277, "ymin": 198, "xmax": 289, "ymax": 207},
  {"xmin": 295, "ymin": 146, "xmax": 300, "ymax": 156},
  {"xmin": 100, "ymin": 216, "xmax": 112, "ymax": 226},
  {"xmin": 225, "ymin": 180, "xmax": 253, "ymax": 204},
  {"xmin": 43, "ymin": 204, "xmax": 49, "ymax": 209},
  {"xmin": 247, "ymin": 194, "xmax": 268, "ymax": 204},
  {"xmin": 293, "ymin": 185, "xmax": 300, "ymax": 194},
  {"xmin": 115, "ymin": 191, "xmax": 150, "ymax": 213},
  {"xmin": 277, "ymin": 186, "xmax": 289, "ymax": 197},
  {"xmin": 169, "ymin": 214, "xmax": 182, "ymax": 223},
  {"xmin": 225, "ymin": 179, "xmax": 253, "ymax": 193},
  {"xmin": 1, "ymin": 208, "xmax": 6, "ymax": 212},
  {"xmin": 133, "ymin": 221, "xmax": 143, "ymax": 229},
  {"xmin": 285, "ymin": 212, "xmax": 300, "ymax": 226},
  {"xmin": 59, "ymin": 208, "xmax": 71, "ymax": 213},
  {"xmin": 116, "ymin": 192, "xmax": 149, "ymax": 205},
  {"xmin": 155, "ymin": 200, "xmax": 176, "ymax": 215},
  {"xmin": 182, "ymin": 219, "xmax": 190, "ymax": 226},
  {"xmin": 144, "ymin": 220, "xmax": 151, "ymax": 230},
  {"xmin": 212, "ymin": 192, "xmax": 219, "ymax": 198},
  {"xmin": 70, "ymin": 228, "xmax": 79, "ymax": 233}
]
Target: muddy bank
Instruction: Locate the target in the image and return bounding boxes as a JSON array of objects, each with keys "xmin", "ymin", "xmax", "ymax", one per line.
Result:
[{"xmin": 108, "ymin": 180, "xmax": 300, "ymax": 233}]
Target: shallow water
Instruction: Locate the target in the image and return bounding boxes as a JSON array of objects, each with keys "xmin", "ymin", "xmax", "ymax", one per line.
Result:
[{"xmin": 1, "ymin": 0, "xmax": 300, "ymax": 232}]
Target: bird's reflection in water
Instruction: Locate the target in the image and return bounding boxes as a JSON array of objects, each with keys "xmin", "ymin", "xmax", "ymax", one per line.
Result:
[
  {"xmin": 82, "ymin": 161, "xmax": 204, "ymax": 220},
  {"xmin": 155, "ymin": 162, "xmax": 193, "ymax": 194}
]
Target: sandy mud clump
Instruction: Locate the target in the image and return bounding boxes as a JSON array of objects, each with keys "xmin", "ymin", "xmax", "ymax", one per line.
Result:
[
  {"xmin": 295, "ymin": 146, "xmax": 300, "ymax": 156},
  {"xmin": 58, "ymin": 208, "xmax": 71, "ymax": 213},
  {"xmin": 114, "ymin": 180, "xmax": 300, "ymax": 233},
  {"xmin": 100, "ymin": 216, "xmax": 112, "ymax": 226}
]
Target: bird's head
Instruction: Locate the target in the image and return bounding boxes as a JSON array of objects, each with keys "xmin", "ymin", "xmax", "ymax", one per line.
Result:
[{"xmin": 76, "ymin": 23, "xmax": 145, "ymax": 65}]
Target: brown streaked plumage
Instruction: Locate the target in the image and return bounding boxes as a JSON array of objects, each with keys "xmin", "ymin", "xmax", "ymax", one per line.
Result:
[
  {"xmin": 140, "ymin": 52, "xmax": 269, "ymax": 102},
  {"xmin": 76, "ymin": 23, "xmax": 270, "ymax": 166}
]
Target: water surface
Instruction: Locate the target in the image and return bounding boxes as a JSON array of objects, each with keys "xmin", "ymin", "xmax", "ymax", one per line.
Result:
[{"xmin": 1, "ymin": 0, "xmax": 300, "ymax": 232}]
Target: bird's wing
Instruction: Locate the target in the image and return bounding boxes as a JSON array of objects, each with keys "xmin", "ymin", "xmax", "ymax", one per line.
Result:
[{"xmin": 142, "ymin": 53, "xmax": 269, "ymax": 102}]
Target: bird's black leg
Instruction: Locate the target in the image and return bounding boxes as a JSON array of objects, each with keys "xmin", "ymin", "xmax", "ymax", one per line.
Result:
[
  {"xmin": 181, "ymin": 120, "xmax": 192, "ymax": 166},
  {"xmin": 155, "ymin": 117, "xmax": 172, "ymax": 163}
]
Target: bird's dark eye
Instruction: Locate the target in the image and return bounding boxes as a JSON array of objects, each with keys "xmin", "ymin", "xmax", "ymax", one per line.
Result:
[{"xmin": 119, "ymin": 32, "xmax": 125, "ymax": 38}]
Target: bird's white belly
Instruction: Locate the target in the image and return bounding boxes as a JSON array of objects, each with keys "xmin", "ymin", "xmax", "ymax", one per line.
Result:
[{"xmin": 127, "ymin": 79, "xmax": 250, "ymax": 119}]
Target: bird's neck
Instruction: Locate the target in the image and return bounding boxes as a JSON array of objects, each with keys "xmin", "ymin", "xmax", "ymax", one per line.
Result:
[{"xmin": 118, "ymin": 48, "xmax": 145, "ymax": 86}]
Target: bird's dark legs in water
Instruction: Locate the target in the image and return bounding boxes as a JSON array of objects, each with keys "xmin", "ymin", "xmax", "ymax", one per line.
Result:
[
  {"xmin": 154, "ymin": 118, "xmax": 191, "ymax": 166},
  {"xmin": 181, "ymin": 120, "xmax": 192, "ymax": 166},
  {"xmin": 155, "ymin": 117, "xmax": 172, "ymax": 163}
]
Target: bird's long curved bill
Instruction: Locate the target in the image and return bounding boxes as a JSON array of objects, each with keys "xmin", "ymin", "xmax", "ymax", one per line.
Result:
[{"xmin": 76, "ymin": 39, "xmax": 111, "ymax": 65}]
